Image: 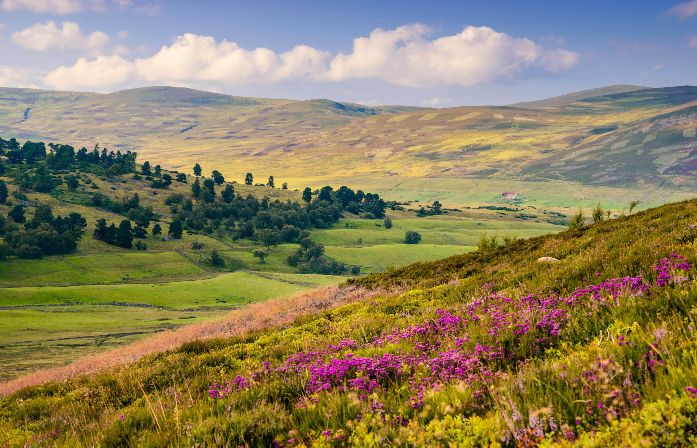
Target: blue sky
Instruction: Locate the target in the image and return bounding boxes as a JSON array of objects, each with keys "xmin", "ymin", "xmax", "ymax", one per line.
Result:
[{"xmin": 0, "ymin": 0, "xmax": 696, "ymax": 105}]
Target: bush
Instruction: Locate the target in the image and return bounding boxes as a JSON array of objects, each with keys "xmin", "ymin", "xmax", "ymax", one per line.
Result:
[{"xmin": 404, "ymin": 230, "xmax": 421, "ymax": 244}]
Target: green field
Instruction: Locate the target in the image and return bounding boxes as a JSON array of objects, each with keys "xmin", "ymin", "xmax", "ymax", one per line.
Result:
[{"xmin": 0, "ymin": 271, "xmax": 344, "ymax": 379}]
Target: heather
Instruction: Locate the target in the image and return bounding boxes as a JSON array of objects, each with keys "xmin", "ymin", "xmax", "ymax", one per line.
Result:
[{"xmin": 1, "ymin": 199, "xmax": 697, "ymax": 447}]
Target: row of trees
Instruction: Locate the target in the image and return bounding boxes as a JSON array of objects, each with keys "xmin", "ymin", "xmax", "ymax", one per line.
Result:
[
  {"xmin": 93, "ymin": 217, "xmax": 177, "ymax": 249},
  {"xmin": 1, "ymin": 140, "xmax": 137, "ymax": 175},
  {"xmin": 0, "ymin": 204, "xmax": 87, "ymax": 259}
]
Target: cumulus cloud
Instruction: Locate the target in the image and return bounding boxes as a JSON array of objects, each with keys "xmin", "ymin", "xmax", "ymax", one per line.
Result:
[
  {"xmin": 0, "ymin": 65, "xmax": 41, "ymax": 88},
  {"xmin": 327, "ymin": 25, "xmax": 577, "ymax": 87},
  {"xmin": 12, "ymin": 21, "xmax": 109, "ymax": 52},
  {"xmin": 0, "ymin": 0, "xmax": 104, "ymax": 14},
  {"xmin": 667, "ymin": 0, "xmax": 697, "ymax": 18},
  {"xmin": 42, "ymin": 24, "xmax": 580, "ymax": 91},
  {"xmin": 44, "ymin": 54, "xmax": 135, "ymax": 90}
]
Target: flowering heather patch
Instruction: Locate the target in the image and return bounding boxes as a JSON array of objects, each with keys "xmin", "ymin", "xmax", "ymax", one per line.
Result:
[{"xmin": 209, "ymin": 253, "xmax": 693, "ymax": 428}]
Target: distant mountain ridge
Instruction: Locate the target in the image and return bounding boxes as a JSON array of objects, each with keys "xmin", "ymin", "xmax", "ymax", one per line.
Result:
[{"xmin": 0, "ymin": 84, "xmax": 695, "ymax": 196}]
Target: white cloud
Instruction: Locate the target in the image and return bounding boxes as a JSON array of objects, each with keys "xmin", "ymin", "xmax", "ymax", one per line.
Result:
[
  {"xmin": 41, "ymin": 24, "xmax": 580, "ymax": 91},
  {"xmin": 0, "ymin": 65, "xmax": 41, "ymax": 87},
  {"xmin": 12, "ymin": 21, "xmax": 109, "ymax": 52},
  {"xmin": 539, "ymin": 49, "xmax": 580, "ymax": 73},
  {"xmin": 0, "ymin": 0, "xmax": 104, "ymax": 14},
  {"xmin": 44, "ymin": 54, "xmax": 135, "ymax": 90},
  {"xmin": 327, "ymin": 25, "xmax": 577, "ymax": 87},
  {"xmin": 667, "ymin": 0, "xmax": 697, "ymax": 18}
]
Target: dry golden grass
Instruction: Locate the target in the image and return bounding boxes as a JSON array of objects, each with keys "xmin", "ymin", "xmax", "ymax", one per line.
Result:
[{"xmin": 0, "ymin": 284, "xmax": 394, "ymax": 396}]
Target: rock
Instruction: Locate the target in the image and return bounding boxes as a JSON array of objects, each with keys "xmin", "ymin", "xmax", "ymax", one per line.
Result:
[{"xmin": 537, "ymin": 256, "xmax": 559, "ymax": 263}]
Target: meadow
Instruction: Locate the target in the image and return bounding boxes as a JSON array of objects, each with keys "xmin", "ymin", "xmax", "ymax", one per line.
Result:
[
  {"xmin": 1, "ymin": 197, "xmax": 695, "ymax": 447},
  {"xmin": 0, "ymin": 158, "xmax": 564, "ymax": 380}
]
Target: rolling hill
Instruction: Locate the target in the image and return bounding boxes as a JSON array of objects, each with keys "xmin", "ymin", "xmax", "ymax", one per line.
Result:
[
  {"xmin": 0, "ymin": 85, "xmax": 695, "ymax": 210},
  {"xmin": 1, "ymin": 197, "xmax": 695, "ymax": 446}
]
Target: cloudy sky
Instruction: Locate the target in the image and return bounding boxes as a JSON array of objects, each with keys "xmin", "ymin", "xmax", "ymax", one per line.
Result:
[{"xmin": 0, "ymin": 0, "xmax": 696, "ymax": 106}]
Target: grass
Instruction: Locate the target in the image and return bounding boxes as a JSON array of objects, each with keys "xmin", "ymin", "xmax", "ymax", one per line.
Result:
[
  {"xmin": 325, "ymin": 244, "xmax": 472, "ymax": 272},
  {"xmin": 0, "ymin": 251, "xmax": 205, "ymax": 287},
  {"xmin": 0, "ymin": 271, "xmax": 345, "ymax": 310},
  {"xmin": 1, "ymin": 197, "xmax": 696, "ymax": 446},
  {"xmin": 0, "ymin": 271, "xmax": 345, "ymax": 380}
]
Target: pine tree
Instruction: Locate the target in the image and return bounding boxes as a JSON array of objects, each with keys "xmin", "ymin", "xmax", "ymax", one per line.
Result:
[
  {"xmin": 0, "ymin": 180, "xmax": 7, "ymax": 204},
  {"xmin": 169, "ymin": 220, "xmax": 183, "ymax": 239},
  {"xmin": 222, "ymin": 184, "xmax": 235, "ymax": 203},
  {"xmin": 152, "ymin": 223, "xmax": 162, "ymax": 236},
  {"xmin": 267, "ymin": 176, "xmax": 275, "ymax": 188},
  {"xmin": 245, "ymin": 173, "xmax": 253, "ymax": 186},
  {"xmin": 191, "ymin": 177, "xmax": 201, "ymax": 198},
  {"xmin": 193, "ymin": 163, "xmax": 202, "ymax": 177},
  {"xmin": 116, "ymin": 220, "xmax": 134, "ymax": 248},
  {"xmin": 302, "ymin": 187, "xmax": 312, "ymax": 203}
]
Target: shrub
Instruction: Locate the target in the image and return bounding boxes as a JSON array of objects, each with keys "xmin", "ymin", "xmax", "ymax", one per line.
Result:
[{"xmin": 404, "ymin": 230, "xmax": 421, "ymax": 244}]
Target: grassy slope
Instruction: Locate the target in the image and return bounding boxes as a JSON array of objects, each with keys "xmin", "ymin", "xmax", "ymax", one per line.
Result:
[
  {"xmin": 0, "ymin": 161, "xmax": 564, "ymax": 379},
  {"xmin": 1, "ymin": 198, "xmax": 695, "ymax": 446}
]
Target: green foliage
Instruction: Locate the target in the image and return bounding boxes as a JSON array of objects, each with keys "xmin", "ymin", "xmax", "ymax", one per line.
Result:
[
  {"xmin": 383, "ymin": 216, "xmax": 393, "ymax": 229},
  {"xmin": 592, "ymin": 203, "xmax": 604, "ymax": 224},
  {"xmin": 568, "ymin": 209, "xmax": 585, "ymax": 230},
  {"xmin": 404, "ymin": 230, "xmax": 422, "ymax": 244}
]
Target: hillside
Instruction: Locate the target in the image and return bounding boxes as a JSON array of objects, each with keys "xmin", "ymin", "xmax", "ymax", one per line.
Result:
[
  {"xmin": 0, "ymin": 85, "xmax": 695, "ymax": 210},
  {"xmin": 511, "ymin": 84, "xmax": 646, "ymax": 109},
  {"xmin": 1, "ymin": 197, "xmax": 695, "ymax": 446},
  {"xmin": 0, "ymin": 136, "xmax": 566, "ymax": 380}
]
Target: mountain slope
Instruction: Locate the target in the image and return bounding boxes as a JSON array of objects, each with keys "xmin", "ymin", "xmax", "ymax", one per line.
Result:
[
  {"xmin": 0, "ymin": 85, "xmax": 695, "ymax": 204},
  {"xmin": 512, "ymin": 84, "xmax": 646, "ymax": 109},
  {"xmin": 1, "ymin": 198, "xmax": 696, "ymax": 446}
]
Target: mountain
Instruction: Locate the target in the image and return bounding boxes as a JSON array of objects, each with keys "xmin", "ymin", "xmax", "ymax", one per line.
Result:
[
  {"xmin": 511, "ymin": 84, "xmax": 646, "ymax": 109},
  {"xmin": 0, "ymin": 85, "xmax": 695, "ymax": 207}
]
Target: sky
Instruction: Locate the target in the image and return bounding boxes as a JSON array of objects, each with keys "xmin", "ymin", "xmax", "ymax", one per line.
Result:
[{"xmin": 0, "ymin": 0, "xmax": 696, "ymax": 106}]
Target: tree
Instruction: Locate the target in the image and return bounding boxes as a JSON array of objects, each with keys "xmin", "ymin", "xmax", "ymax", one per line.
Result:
[
  {"xmin": 629, "ymin": 200, "xmax": 640, "ymax": 214},
  {"xmin": 592, "ymin": 203, "xmax": 604, "ymax": 224},
  {"xmin": 176, "ymin": 173, "xmax": 187, "ymax": 183},
  {"xmin": 154, "ymin": 165, "xmax": 161, "ymax": 177},
  {"xmin": 404, "ymin": 230, "xmax": 421, "ymax": 244},
  {"xmin": 94, "ymin": 218, "xmax": 108, "ymax": 240},
  {"xmin": 134, "ymin": 225, "xmax": 147, "ymax": 239},
  {"xmin": 209, "ymin": 250, "xmax": 225, "ymax": 267},
  {"xmin": 221, "ymin": 184, "xmax": 235, "ymax": 203},
  {"xmin": 134, "ymin": 240, "xmax": 147, "ymax": 251},
  {"xmin": 383, "ymin": 216, "xmax": 393, "ymax": 229},
  {"xmin": 9, "ymin": 205, "xmax": 25, "ymax": 223},
  {"xmin": 245, "ymin": 172, "xmax": 253, "ymax": 186},
  {"xmin": 152, "ymin": 223, "xmax": 162, "ymax": 236},
  {"xmin": 319, "ymin": 186, "xmax": 333, "ymax": 202},
  {"xmin": 253, "ymin": 249, "xmax": 268, "ymax": 263},
  {"xmin": 302, "ymin": 187, "xmax": 312, "ymax": 203},
  {"xmin": 0, "ymin": 180, "xmax": 7, "ymax": 204},
  {"xmin": 267, "ymin": 176, "xmax": 275, "ymax": 188},
  {"xmin": 432, "ymin": 201, "xmax": 442, "ymax": 215},
  {"xmin": 212, "ymin": 170, "xmax": 225, "ymax": 185},
  {"xmin": 116, "ymin": 220, "xmax": 134, "ymax": 248},
  {"xmin": 141, "ymin": 161, "xmax": 152, "ymax": 175},
  {"xmin": 65, "ymin": 175, "xmax": 79, "ymax": 190},
  {"xmin": 568, "ymin": 209, "xmax": 585, "ymax": 229},
  {"xmin": 203, "ymin": 178, "xmax": 215, "ymax": 195},
  {"xmin": 191, "ymin": 177, "xmax": 201, "ymax": 198},
  {"xmin": 282, "ymin": 182, "xmax": 288, "ymax": 190},
  {"xmin": 193, "ymin": 163, "xmax": 202, "ymax": 177},
  {"xmin": 168, "ymin": 219, "xmax": 183, "ymax": 239},
  {"xmin": 256, "ymin": 229, "xmax": 280, "ymax": 249}
]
